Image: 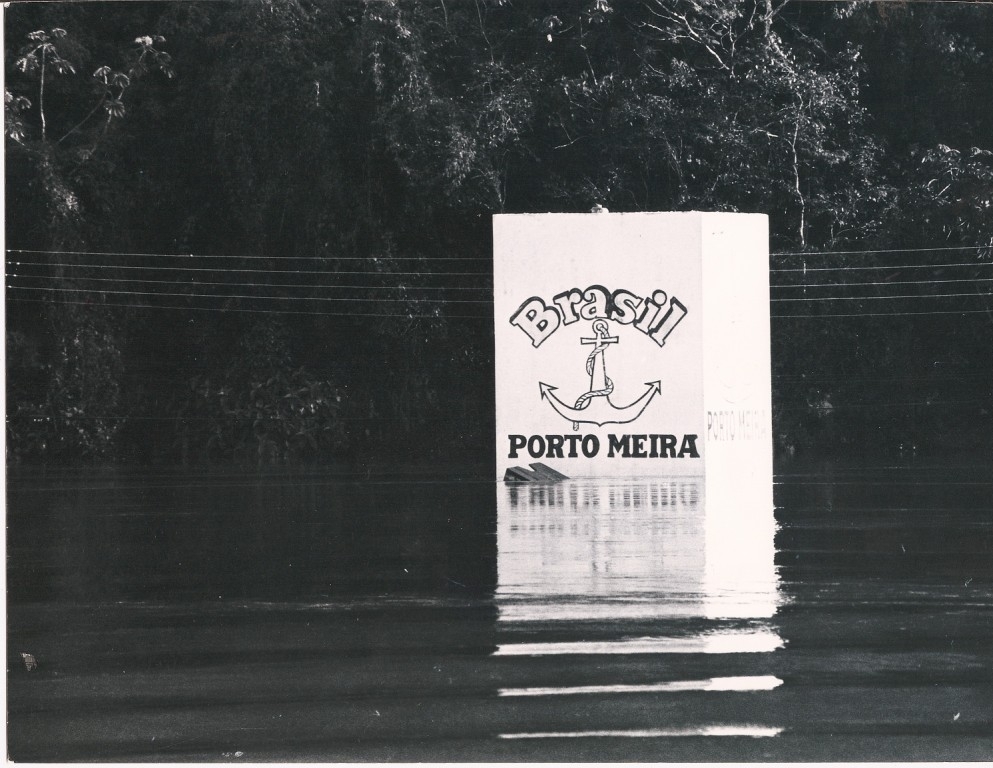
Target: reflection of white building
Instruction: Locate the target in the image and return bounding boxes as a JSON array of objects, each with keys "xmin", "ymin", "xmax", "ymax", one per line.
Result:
[
  {"xmin": 493, "ymin": 475, "xmax": 784, "ymax": 741},
  {"xmin": 496, "ymin": 473, "xmax": 779, "ymax": 622}
]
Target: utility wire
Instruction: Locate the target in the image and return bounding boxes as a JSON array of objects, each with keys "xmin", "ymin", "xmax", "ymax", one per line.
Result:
[
  {"xmin": 9, "ymin": 290, "xmax": 992, "ymax": 316},
  {"xmin": 773, "ymin": 373, "xmax": 991, "ymax": 382},
  {"xmin": 8, "ymin": 242, "xmax": 993, "ymax": 260},
  {"xmin": 6, "ymin": 271, "xmax": 985, "ymax": 293},
  {"xmin": 10, "ymin": 258, "xmax": 990, "ymax": 276},
  {"xmin": 7, "ymin": 294, "xmax": 991, "ymax": 319},
  {"xmin": 6, "ymin": 248, "xmax": 492, "ymax": 262},
  {"xmin": 8, "ymin": 261, "xmax": 993, "ymax": 290},
  {"xmin": 10, "ymin": 270, "xmax": 993, "ymax": 292},
  {"xmin": 7, "ymin": 285, "xmax": 492, "ymax": 303},
  {"xmin": 12, "ymin": 398, "xmax": 987, "ymax": 418},
  {"xmin": 772, "ymin": 291, "xmax": 992, "ymax": 302},
  {"xmin": 792, "ymin": 0, "xmax": 993, "ymax": 6},
  {"xmin": 32, "ymin": 365, "xmax": 971, "ymax": 382},
  {"xmin": 772, "ymin": 261, "xmax": 993, "ymax": 273},
  {"xmin": 5, "ymin": 296, "xmax": 490, "ymax": 319},
  {"xmin": 773, "ymin": 308, "xmax": 993, "ymax": 318},
  {"xmin": 5, "ymin": 273, "xmax": 491, "ymax": 291},
  {"xmin": 6, "ymin": 261, "xmax": 492, "ymax": 277},
  {"xmin": 775, "ymin": 276, "xmax": 993, "ymax": 289},
  {"xmin": 10, "ymin": 283, "xmax": 993, "ymax": 305},
  {"xmin": 772, "ymin": 245, "xmax": 992, "ymax": 256}
]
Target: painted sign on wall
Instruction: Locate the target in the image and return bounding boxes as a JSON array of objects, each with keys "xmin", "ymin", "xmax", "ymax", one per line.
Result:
[{"xmin": 494, "ymin": 211, "xmax": 771, "ymax": 479}]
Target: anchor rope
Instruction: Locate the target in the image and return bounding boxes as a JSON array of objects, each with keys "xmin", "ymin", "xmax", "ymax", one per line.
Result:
[{"xmin": 572, "ymin": 322, "xmax": 614, "ymax": 430}]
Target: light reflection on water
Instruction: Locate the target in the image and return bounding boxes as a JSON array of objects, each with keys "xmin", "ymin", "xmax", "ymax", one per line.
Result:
[
  {"xmin": 498, "ymin": 725, "xmax": 785, "ymax": 739},
  {"xmin": 495, "ymin": 471, "xmax": 784, "ymax": 740},
  {"xmin": 499, "ymin": 675, "xmax": 783, "ymax": 696},
  {"xmin": 496, "ymin": 475, "xmax": 781, "ymax": 622},
  {"xmin": 493, "ymin": 629, "xmax": 784, "ymax": 656}
]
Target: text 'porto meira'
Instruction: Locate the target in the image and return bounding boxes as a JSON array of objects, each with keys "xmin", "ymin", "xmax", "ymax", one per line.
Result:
[{"xmin": 508, "ymin": 433, "xmax": 700, "ymax": 460}]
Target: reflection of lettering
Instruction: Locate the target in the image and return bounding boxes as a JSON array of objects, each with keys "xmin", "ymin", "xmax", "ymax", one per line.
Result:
[
  {"xmin": 510, "ymin": 285, "xmax": 687, "ymax": 348},
  {"xmin": 706, "ymin": 409, "xmax": 769, "ymax": 441},
  {"xmin": 508, "ymin": 433, "xmax": 698, "ymax": 459},
  {"xmin": 507, "ymin": 481, "xmax": 701, "ymax": 512}
]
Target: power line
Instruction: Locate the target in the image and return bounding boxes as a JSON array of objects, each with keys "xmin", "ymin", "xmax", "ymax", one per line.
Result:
[
  {"xmin": 775, "ymin": 276, "xmax": 993, "ymax": 289},
  {"xmin": 11, "ymin": 283, "xmax": 993, "ymax": 305},
  {"xmin": 5, "ymin": 273, "xmax": 490, "ymax": 292},
  {"xmin": 771, "ymin": 261, "xmax": 993, "ymax": 273},
  {"xmin": 6, "ymin": 261, "xmax": 492, "ymax": 278},
  {"xmin": 772, "ymin": 291, "xmax": 992, "ymax": 302},
  {"xmin": 6, "ymin": 248, "xmax": 491, "ymax": 262},
  {"xmin": 10, "ymin": 294, "xmax": 991, "ymax": 319},
  {"xmin": 9, "ymin": 0, "xmax": 239, "ymax": 5},
  {"xmin": 773, "ymin": 372, "xmax": 991, "ymax": 382},
  {"xmin": 776, "ymin": 398, "xmax": 990, "ymax": 410},
  {"xmin": 11, "ymin": 399, "xmax": 987, "ymax": 417},
  {"xmin": 792, "ymin": 0, "xmax": 993, "ymax": 5},
  {"xmin": 5, "ymin": 414, "xmax": 456, "ymax": 421},
  {"xmin": 9, "ymin": 242, "xmax": 993, "ymax": 260},
  {"xmin": 6, "ymin": 296, "xmax": 490, "ymax": 319},
  {"xmin": 773, "ymin": 308, "xmax": 993, "ymax": 318},
  {"xmin": 7, "ymin": 285, "xmax": 492, "ymax": 304},
  {"xmin": 10, "ymin": 270, "xmax": 993, "ymax": 292},
  {"xmin": 10, "ymin": 260, "xmax": 991, "ymax": 284},
  {"xmin": 772, "ymin": 244, "xmax": 992, "ymax": 257}
]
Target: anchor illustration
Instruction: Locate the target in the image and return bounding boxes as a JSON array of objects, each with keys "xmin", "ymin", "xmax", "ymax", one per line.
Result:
[{"xmin": 539, "ymin": 318, "xmax": 661, "ymax": 430}]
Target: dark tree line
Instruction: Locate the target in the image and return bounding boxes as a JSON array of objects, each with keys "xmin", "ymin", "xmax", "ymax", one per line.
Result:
[{"xmin": 6, "ymin": 0, "xmax": 993, "ymax": 466}]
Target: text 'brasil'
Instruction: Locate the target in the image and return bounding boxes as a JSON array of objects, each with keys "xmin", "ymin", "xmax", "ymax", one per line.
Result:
[{"xmin": 510, "ymin": 284, "xmax": 688, "ymax": 348}]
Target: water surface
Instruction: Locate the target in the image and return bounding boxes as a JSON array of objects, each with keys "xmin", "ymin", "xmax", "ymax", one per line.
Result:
[{"xmin": 7, "ymin": 461, "xmax": 993, "ymax": 761}]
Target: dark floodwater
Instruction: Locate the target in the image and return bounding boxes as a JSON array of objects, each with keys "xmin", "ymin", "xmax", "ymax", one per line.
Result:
[{"xmin": 7, "ymin": 462, "xmax": 993, "ymax": 761}]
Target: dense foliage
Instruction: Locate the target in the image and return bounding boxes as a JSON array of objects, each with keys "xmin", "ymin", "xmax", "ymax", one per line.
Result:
[{"xmin": 6, "ymin": 0, "xmax": 993, "ymax": 466}]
